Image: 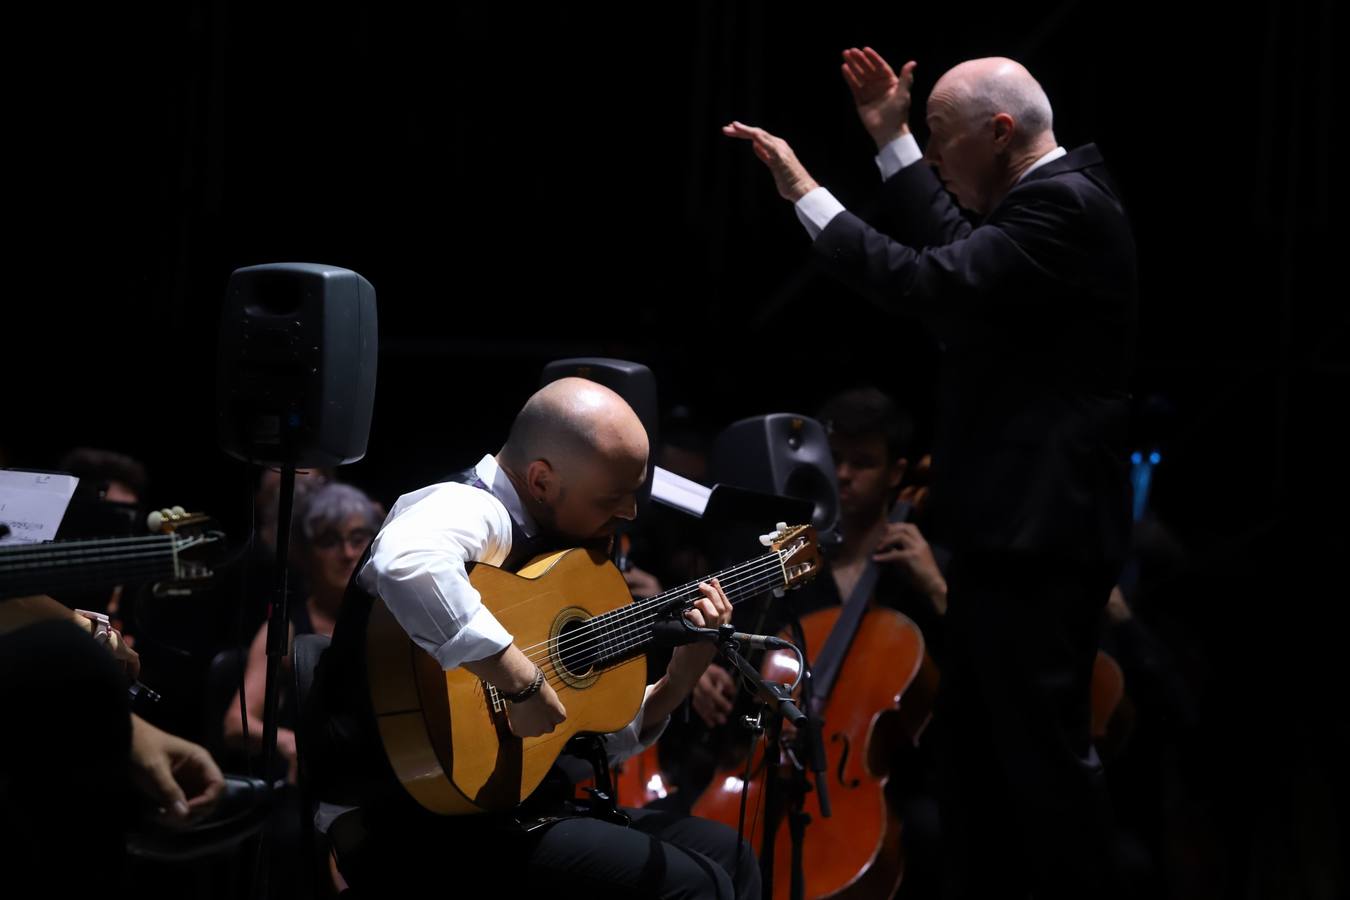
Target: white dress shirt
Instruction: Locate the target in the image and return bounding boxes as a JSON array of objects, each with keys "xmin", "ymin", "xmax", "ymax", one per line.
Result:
[
  {"xmin": 358, "ymin": 453, "xmax": 667, "ymax": 767},
  {"xmin": 794, "ymin": 132, "xmax": 1069, "ymax": 239}
]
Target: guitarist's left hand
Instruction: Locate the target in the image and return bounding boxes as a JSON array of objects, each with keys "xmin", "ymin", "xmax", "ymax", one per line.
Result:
[
  {"xmin": 666, "ymin": 578, "xmax": 733, "ymax": 689},
  {"xmin": 636, "ymin": 580, "xmax": 734, "ymax": 732}
]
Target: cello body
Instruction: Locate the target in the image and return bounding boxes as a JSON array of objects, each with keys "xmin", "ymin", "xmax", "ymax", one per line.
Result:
[{"xmin": 693, "ymin": 604, "xmax": 937, "ymax": 899}]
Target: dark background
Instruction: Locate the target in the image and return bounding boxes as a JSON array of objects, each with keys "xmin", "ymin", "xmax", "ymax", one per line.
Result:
[{"xmin": 5, "ymin": 2, "xmax": 1343, "ymax": 896}]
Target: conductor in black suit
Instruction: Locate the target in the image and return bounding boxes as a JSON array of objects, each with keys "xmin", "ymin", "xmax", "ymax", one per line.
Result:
[{"xmin": 727, "ymin": 51, "xmax": 1136, "ymax": 899}]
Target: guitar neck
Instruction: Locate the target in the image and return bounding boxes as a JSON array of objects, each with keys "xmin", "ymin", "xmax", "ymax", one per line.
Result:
[
  {"xmin": 0, "ymin": 535, "xmax": 179, "ymax": 600},
  {"xmin": 584, "ymin": 550, "xmax": 790, "ymax": 667}
]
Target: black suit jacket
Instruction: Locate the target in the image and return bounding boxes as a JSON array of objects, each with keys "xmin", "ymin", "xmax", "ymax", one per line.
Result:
[{"xmin": 812, "ymin": 144, "xmax": 1136, "ymax": 565}]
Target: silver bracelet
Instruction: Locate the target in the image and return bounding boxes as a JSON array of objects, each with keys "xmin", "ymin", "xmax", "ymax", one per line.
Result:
[{"xmin": 503, "ymin": 666, "xmax": 545, "ymax": 704}]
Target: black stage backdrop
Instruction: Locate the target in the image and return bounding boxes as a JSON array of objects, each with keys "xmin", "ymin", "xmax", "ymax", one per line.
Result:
[{"xmin": 5, "ymin": 3, "xmax": 1343, "ymax": 896}]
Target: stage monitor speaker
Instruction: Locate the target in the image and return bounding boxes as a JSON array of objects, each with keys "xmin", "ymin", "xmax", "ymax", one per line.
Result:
[
  {"xmin": 217, "ymin": 263, "xmax": 377, "ymax": 468},
  {"xmin": 710, "ymin": 413, "xmax": 839, "ymax": 534}
]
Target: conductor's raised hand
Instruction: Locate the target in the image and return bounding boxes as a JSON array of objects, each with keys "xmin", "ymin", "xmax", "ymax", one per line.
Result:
[
  {"xmin": 722, "ymin": 122, "xmax": 819, "ymax": 202},
  {"xmin": 841, "ymin": 47, "xmax": 916, "ymax": 149}
]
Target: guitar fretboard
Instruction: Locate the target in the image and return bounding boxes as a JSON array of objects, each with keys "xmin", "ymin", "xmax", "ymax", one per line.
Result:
[
  {"xmin": 0, "ymin": 535, "xmax": 178, "ymax": 599},
  {"xmin": 563, "ymin": 547, "xmax": 792, "ymax": 673}
]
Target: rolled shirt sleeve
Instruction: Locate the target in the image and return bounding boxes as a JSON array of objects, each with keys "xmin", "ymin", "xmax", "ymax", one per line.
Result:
[{"xmin": 358, "ymin": 482, "xmax": 517, "ymax": 670}]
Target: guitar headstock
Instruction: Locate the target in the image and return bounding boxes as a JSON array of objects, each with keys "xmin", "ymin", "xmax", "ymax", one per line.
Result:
[
  {"xmin": 145, "ymin": 507, "xmax": 226, "ymax": 596},
  {"xmin": 760, "ymin": 522, "xmax": 820, "ymax": 590},
  {"xmin": 146, "ymin": 506, "xmax": 212, "ymax": 535}
]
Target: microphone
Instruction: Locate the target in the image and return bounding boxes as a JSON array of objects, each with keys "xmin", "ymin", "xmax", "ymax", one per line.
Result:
[
  {"xmin": 722, "ymin": 630, "xmax": 794, "ymax": 650},
  {"xmin": 649, "ymin": 617, "xmax": 795, "ymax": 651}
]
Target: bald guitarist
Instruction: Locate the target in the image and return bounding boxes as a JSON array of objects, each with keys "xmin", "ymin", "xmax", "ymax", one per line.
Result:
[{"xmin": 308, "ymin": 378, "xmax": 761, "ymax": 898}]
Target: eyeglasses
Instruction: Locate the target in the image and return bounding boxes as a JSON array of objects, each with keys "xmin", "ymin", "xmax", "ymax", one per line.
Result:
[{"xmin": 311, "ymin": 528, "xmax": 375, "ymax": 551}]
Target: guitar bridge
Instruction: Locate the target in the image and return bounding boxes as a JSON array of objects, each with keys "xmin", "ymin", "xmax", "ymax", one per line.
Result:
[{"xmin": 484, "ymin": 680, "xmax": 506, "ymax": 714}]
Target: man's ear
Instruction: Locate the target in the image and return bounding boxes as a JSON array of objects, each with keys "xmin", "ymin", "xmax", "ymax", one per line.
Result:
[
  {"xmin": 524, "ymin": 459, "xmax": 556, "ymax": 504},
  {"xmin": 992, "ymin": 113, "xmax": 1015, "ymax": 151}
]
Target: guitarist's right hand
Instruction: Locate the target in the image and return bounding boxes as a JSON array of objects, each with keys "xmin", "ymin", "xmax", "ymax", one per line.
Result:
[
  {"xmin": 464, "ymin": 644, "xmax": 568, "ymax": 737},
  {"xmin": 508, "ymin": 679, "xmax": 568, "ymax": 738}
]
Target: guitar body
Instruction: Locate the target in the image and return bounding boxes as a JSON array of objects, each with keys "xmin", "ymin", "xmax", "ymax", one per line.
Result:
[{"xmin": 366, "ymin": 547, "xmax": 647, "ymax": 815}]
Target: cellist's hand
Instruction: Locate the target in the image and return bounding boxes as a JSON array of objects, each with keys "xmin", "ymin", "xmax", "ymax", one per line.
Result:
[
  {"xmin": 873, "ymin": 522, "xmax": 948, "ymax": 615},
  {"xmin": 896, "ymin": 453, "xmax": 932, "ymax": 513},
  {"xmin": 692, "ymin": 664, "xmax": 738, "ymax": 728}
]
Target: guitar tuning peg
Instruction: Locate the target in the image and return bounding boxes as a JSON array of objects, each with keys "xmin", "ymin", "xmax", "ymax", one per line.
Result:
[
  {"xmin": 146, "ymin": 510, "xmax": 165, "ymax": 533},
  {"xmin": 171, "ymin": 506, "xmax": 187, "ymax": 517}
]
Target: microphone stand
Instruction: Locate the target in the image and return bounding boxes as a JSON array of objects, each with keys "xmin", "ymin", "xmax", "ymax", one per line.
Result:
[
  {"xmin": 259, "ymin": 464, "xmax": 295, "ymax": 790},
  {"xmin": 250, "ymin": 463, "xmax": 296, "ymax": 900},
  {"xmin": 670, "ymin": 617, "xmax": 824, "ymax": 900},
  {"xmin": 780, "ymin": 606, "xmax": 830, "ymax": 900}
]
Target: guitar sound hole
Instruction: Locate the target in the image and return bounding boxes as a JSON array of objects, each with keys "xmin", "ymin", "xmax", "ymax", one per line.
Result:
[{"xmin": 557, "ymin": 618, "xmax": 602, "ymax": 677}]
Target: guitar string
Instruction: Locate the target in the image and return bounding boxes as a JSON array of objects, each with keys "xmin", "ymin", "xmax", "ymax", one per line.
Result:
[
  {"xmin": 513, "ymin": 549, "xmax": 791, "ymax": 660},
  {"xmin": 528, "ymin": 567, "xmax": 798, "ymax": 693},
  {"xmin": 515, "ymin": 553, "xmax": 786, "ymax": 664}
]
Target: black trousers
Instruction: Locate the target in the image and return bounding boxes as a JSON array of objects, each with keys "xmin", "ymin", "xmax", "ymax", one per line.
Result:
[
  {"xmin": 339, "ymin": 800, "xmax": 761, "ymax": 899},
  {"xmin": 935, "ymin": 552, "xmax": 1119, "ymax": 900}
]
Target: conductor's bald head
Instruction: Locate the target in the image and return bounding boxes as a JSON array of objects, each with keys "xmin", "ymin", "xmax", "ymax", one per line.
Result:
[
  {"xmin": 497, "ymin": 377, "xmax": 649, "ymax": 541},
  {"xmin": 924, "ymin": 57, "xmax": 1059, "ymax": 215}
]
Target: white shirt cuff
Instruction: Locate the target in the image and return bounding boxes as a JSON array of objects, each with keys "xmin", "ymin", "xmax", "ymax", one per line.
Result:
[
  {"xmin": 794, "ymin": 186, "xmax": 847, "ymax": 240},
  {"xmin": 430, "ymin": 604, "xmax": 514, "ymax": 670},
  {"xmin": 874, "ymin": 132, "xmax": 923, "ymax": 181},
  {"xmin": 603, "ymin": 683, "xmax": 669, "ymax": 766}
]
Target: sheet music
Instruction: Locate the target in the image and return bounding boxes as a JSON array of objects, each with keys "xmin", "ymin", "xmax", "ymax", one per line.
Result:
[
  {"xmin": 650, "ymin": 466, "xmax": 711, "ymax": 517},
  {"xmin": 0, "ymin": 470, "xmax": 80, "ymax": 545}
]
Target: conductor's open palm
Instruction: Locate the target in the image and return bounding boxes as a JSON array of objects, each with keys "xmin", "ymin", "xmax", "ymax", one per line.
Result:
[{"xmin": 842, "ymin": 47, "xmax": 916, "ymax": 147}]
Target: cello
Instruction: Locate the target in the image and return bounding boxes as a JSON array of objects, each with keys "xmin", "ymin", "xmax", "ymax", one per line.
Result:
[{"xmin": 692, "ymin": 498, "xmax": 936, "ymax": 899}]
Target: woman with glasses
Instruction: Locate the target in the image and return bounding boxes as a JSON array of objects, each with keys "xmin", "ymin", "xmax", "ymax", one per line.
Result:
[{"xmin": 224, "ymin": 482, "xmax": 383, "ymax": 783}]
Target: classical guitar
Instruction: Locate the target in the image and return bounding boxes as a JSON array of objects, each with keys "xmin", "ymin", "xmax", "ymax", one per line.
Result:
[{"xmin": 366, "ymin": 523, "xmax": 821, "ymax": 815}]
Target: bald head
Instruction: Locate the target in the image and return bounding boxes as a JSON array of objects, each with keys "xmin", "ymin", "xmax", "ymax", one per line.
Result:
[
  {"xmin": 498, "ymin": 377, "xmax": 649, "ymax": 540},
  {"xmin": 501, "ymin": 377, "xmax": 648, "ymax": 471},
  {"xmin": 923, "ymin": 57, "xmax": 1059, "ymax": 215},
  {"xmin": 930, "ymin": 57, "xmax": 1054, "ymax": 151}
]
